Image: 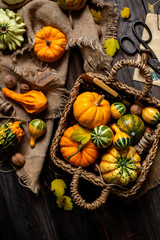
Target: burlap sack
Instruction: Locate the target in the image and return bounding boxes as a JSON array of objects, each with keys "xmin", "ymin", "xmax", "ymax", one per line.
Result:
[{"xmin": 0, "ymin": 0, "xmax": 118, "ymax": 193}]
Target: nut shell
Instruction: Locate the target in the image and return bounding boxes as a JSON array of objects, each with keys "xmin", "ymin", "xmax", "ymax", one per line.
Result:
[
  {"xmin": 20, "ymin": 83, "xmax": 30, "ymax": 94},
  {"xmin": 4, "ymin": 75, "xmax": 17, "ymax": 89},
  {"xmin": 130, "ymin": 104, "xmax": 142, "ymax": 116},
  {"xmin": 11, "ymin": 153, "xmax": 25, "ymax": 167}
]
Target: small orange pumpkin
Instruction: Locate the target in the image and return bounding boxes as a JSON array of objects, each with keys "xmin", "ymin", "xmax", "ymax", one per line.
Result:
[
  {"xmin": 60, "ymin": 124, "xmax": 99, "ymax": 167},
  {"xmin": 34, "ymin": 26, "xmax": 67, "ymax": 63},
  {"xmin": 73, "ymin": 92, "xmax": 111, "ymax": 129}
]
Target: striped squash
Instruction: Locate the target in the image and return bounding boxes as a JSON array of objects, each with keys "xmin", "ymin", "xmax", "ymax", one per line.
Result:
[
  {"xmin": 57, "ymin": 0, "xmax": 87, "ymax": 11},
  {"xmin": 117, "ymin": 114, "xmax": 145, "ymax": 144},
  {"xmin": 142, "ymin": 106, "xmax": 160, "ymax": 124},
  {"xmin": 111, "ymin": 102, "xmax": 126, "ymax": 119},
  {"xmin": 91, "ymin": 125, "xmax": 113, "ymax": 148},
  {"xmin": 100, "ymin": 146, "xmax": 141, "ymax": 186},
  {"xmin": 111, "ymin": 124, "xmax": 131, "ymax": 150},
  {"xmin": 0, "ymin": 121, "xmax": 25, "ymax": 153}
]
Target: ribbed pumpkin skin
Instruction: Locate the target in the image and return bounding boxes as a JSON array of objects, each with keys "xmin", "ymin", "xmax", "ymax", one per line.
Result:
[
  {"xmin": 111, "ymin": 102, "xmax": 126, "ymax": 119},
  {"xmin": 0, "ymin": 9, "xmax": 26, "ymax": 51},
  {"xmin": 0, "ymin": 121, "xmax": 25, "ymax": 153},
  {"xmin": 100, "ymin": 146, "xmax": 141, "ymax": 186},
  {"xmin": 57, "ymin": 0, "xmax": 87, "ymax": 11},
  {"xmin": 142, "ymin": 106, "xmax": 160, "ymax": 124},
  {"xmin": 111, "ymin": 125, "xmax": 131, "ymax": 150},
  {"xmin": 73, "ymin": 92, "xmax": 111, "ymax": 129},
  {"xmin": 91, "ymin": 125, "xmax": 113, "ymax": 148},
  {"xmin": 34, "ymin": 26, "xmax": 67, "ymax": 63},
  {"xmin": 60, "ymin": 124, "xmax": 99, "ymax": 167},
  {"xmin": 117, "ymin": 114, "xmax": 145, "ymax": 144}
]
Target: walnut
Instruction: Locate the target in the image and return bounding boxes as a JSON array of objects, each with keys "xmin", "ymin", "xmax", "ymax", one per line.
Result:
[
  {"xmin": 4, "ymin": 75, "xmax": 17, "ymax": 89},
  {"xmin": 20, "ymin": 83, "xmax": 30, "ymax": 94},
  {"xmin": 11, "ymin": 153, "xmax": 25, "ymax": 167},
  {"xmin": 145, "ymin": 126, "xmax": 154, "ymax": 135},
  {"xmin": 130, "ymin": 104, "xmax": 142, "ymax": 116}
]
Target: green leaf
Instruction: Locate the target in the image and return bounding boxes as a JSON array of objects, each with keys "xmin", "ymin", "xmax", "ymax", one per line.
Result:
[
  {"xmin": 70, "ymin": 125, "xmax": 92, "ymax": 145},
  {"xmin": 103, "ymin": 38, "xmax": 119, "ymax": 57},
  {"xmin": 56, "ymin": 196, "xmax": 73, "ymax": 211},
  {"xmin": 51, "ymin": 179, "xmax": 67, "ymax": 197},
  {"xmin": 90, "ymin": 9, "xmax": 102, "ymax": 22}
]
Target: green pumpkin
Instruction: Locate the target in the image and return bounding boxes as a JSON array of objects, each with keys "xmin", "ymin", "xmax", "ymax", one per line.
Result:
[
  {"xmin": 91, "ymin": 125, "xmax": 113, "ymax": 148},
  {"xmin": 2, "ymin": 0, "xmax": 25, "ymax": 5},
  {"xmin": 111, "ymin": 102, "xmax": 126, "ymax": 119},
  {"xmin": 0, "ymin": 9, "xmax": 26, "ymax": 51},
  {"xmin": 117, "ymin": 114, "xmax": 145, "ymax": 144},
  {"xmin": 57, "ymin": 0, "xmax": 87, "ymax": 11},
  {"xmin": 0, "ymin": 121, "xmax": 25, "ymax": 153}
]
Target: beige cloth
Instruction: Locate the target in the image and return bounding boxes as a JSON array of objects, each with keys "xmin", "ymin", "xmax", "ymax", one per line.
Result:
[
  {"xmin": 133, "ymin": 13, "xmax": 160, "ymax": 86},
  {"xmin": 0, "ymin": 0, "xmax": 118, "ymax": 193}
]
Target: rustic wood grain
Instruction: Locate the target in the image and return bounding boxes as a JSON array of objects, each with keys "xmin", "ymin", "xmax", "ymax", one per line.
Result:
[{"xmin": 0, "ymin": 0, "xmax": 160, "ymax": 240}]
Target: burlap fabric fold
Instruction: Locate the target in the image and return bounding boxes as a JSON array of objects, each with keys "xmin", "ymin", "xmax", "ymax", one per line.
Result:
[{"xmin": 0, "ymin": 0, "xmax": 118, "ymax": 193}]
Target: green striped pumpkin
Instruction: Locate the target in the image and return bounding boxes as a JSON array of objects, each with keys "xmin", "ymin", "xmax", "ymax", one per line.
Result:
[
  {"xmin": 111, "ymin": 102, "xmax": 126, "ymax": 119},
  {"xmin": 91, "ymin": 125, "xmax": 113, "ymax": 148},
  {"xmin": 111, "ymin": 124, "xmax": 131, "ymax": 150},
  {"xmin": 142, "ymin": 106, "xmax": 160, "ymax": 124},
  {"xmin": 0, "ymin": 121, "xmax": 25, "ymax": 153},
  {"xmin": 57, "ymin": 0, "xmax": 87, "ymax": 11},
  {"xmin": 117, "ymin": 114, "xmax": 145, "ymax": 144},
  {"xmin": 0, "ymin": 9, "xmax": 26, "ymax": 51}
]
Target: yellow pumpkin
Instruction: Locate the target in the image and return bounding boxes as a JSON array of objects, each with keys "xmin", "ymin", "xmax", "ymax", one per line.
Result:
[
  {"xmin": 142, "ymin": 106, "xmax": 160, "ymax": 124},
  {"xmin": 100, "ymin": 146, "xmax": 141, "ymax": 186},
  {"xmin": 73, "ymin": 92, "xmax": 111, "ymax": 129},
  {"xmin": 34, "ymin": 26, "xmax": 67, "ymax": 63},
  {"xmin": 60, "ymin": 124, "xmax": 99, "ymax": 167}
]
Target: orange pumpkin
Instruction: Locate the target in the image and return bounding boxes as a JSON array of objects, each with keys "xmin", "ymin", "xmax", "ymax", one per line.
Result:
[
  {"xmin": 73, "ymin": 92, "xmax": 111, "ymax": 129},
  {"xmin": 60, "ymin": 124, "xmax": 99, "ymax": 167},
  {"xmin": 34, "ymin": 26, "xmax": 67, "ymax": 63}
]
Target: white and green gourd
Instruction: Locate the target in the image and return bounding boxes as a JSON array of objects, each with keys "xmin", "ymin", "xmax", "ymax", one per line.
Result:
[
  {"xmin": 29, "ymin": 119, "xmax": 47, "ymax": 148},
  {"xmin": 0, "ymin": 8, "xmax": 26, "ymax": 51},
  {"xmin": 2, "ymin": 0, "xmax": 25, "ymax": 5},
  {"xmin": 91, "ymin": 125, "xmax": 113, "ymax": 148}
]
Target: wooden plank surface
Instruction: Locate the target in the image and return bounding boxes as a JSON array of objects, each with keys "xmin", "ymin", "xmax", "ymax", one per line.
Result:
[{"xmin": 1, "ymin": 0, "xmax": 160, "ymax": 240}]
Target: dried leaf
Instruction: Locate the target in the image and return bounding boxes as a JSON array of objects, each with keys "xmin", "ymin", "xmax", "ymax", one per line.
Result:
[
  {"xmin": 70, "ymin": 125, "xmax": 92, "ymax": 145},
  {"xmin": 147, "ymin": 2, "xmax": 155, "ymax": 13},
  {"xmin": 56, "ymin": 196, "xmax": 73, "ymax": 211},
  {"xmin": 91, "ymin": 9, "xmax": 102, "ymax": 22},
  {"xmin": 103, "ymin": 38, "xmax": 119, "ymax": 57},
  {"xmin": 51, "ymin": 179, "xmax": 67, "ymax": 197}
]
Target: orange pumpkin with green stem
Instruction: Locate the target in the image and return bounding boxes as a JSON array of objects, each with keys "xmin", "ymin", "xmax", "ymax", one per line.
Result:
[
  {"xmin": 0, "ymin": 86, "xmax": 48, "ymax": 114},
  {"xmin": 34, "ymin": 26, "xmax": 67, "ymax": 63},
  {"xmin": 60, "ymin": 124, "xmax": 99, "ymax": 167}
]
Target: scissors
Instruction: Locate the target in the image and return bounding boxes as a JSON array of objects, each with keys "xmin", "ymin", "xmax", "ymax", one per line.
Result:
[{"xmin": 119, "ymin": 20, "xmax": 160, "ymax": 74}]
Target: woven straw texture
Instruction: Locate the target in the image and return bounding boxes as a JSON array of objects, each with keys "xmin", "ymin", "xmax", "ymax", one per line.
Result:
[{"xmin": 50, "ymin": 59, "xmax": 160, "ymax": 210}]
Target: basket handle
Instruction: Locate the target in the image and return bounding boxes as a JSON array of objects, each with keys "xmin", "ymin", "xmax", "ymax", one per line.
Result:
[
  {"xmin": 108, "ymin": 59, "xmax": 153, "ymax": 98},
  {"xmin": 70, "ymin": 167, "xmax": 110, "ymax": 210}
]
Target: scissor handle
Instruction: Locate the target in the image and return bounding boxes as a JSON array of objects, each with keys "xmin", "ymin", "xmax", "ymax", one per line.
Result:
[
  {"xmin": 132, "ymin": 20, "xmax": 152, "ymax": 44},
  {"xmin": 119, "ymin": 36, "xmax": 140, "ymax": 55}
]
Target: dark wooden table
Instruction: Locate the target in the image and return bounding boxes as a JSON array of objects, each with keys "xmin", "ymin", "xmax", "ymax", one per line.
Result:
[{"xmin": 1, "ymin": 0, "xmax": 160, "ymax": 239}]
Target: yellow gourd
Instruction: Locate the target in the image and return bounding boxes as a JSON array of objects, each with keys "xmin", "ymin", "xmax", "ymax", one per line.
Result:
[
  {"xmin": 29, "ymin": 119, "xmax": 47, "ymax": 148},
  {"xmin": 111, "ymin": 124, "xmax": 131, "ymax": 150}
]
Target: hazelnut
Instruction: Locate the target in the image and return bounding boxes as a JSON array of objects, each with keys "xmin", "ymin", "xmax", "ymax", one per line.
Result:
[
  {"xmin": 20, "ymin": 83, "xmax": 30, "ymax": 94},
  {"xmin": 4, "ymin": 75, "xmax": 17, "ymax": 89},
  {"xmin": 130, "ymin": 104, "xmax": 142, "ymax": 116},
  {"xmin": 11, "ymin": 153, "xmax": 25, "ymax": 167}
]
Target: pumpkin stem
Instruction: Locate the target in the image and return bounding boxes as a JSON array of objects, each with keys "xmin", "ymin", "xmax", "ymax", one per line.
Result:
[
  {"xmin": 67, "ymin": 144, "xmax": 83, "ymax": 161},
  {"xmin": 46, "ymin": 40, "xmax": 52, "ymax": 46},
  {"xmin": 0, "ymin": 26, "xmax": 7, "ymax": 34},
  {"xmin": 95, "ymin": 94, "xmax": 105, "ymax": 106},
  {"xmin": 68, "ymin": 10, "xmax": 74, "ymax": 30}
]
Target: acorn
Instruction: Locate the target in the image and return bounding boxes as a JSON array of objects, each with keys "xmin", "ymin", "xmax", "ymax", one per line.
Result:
[
  {"xmin": 130, "ymin": 104, "xmax": 142, "ymax": 116},
  {"xmin": 11, "ymin": 153, "xmax": 25, "ymax": 168},
  {"xmin": 4, "ymin": 75, "xmax": 17, "ymax": 89},
  {"xmin": 20, "ymin": 83, "xmax": 30, "ymax": 94}
]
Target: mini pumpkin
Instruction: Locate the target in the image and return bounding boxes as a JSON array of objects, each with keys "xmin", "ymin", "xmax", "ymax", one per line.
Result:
[
  {"xmin": 100, "ymin": 146, "xmax": 141, "ymax": 186},
  {"xmin": 60, "ymin": 124, "xmax": 99, "ymax": 167},
  {"xmin": 34, "ymin": 26, "xmax": 67, "ymax": 63},
  {"xmin": 73, "ymin": 92, "xmax": 111, "ymax": 129}
]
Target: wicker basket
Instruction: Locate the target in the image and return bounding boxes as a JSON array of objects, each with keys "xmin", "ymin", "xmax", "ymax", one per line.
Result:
[{"xmin": 50, "ymin": 59, "xmax": 160, "ymax": 210}]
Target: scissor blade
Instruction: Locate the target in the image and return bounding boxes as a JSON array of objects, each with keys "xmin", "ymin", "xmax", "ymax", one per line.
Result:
[{"xmin": 147, "ymin": 59, "xmax": 160, "ymax": 74}]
